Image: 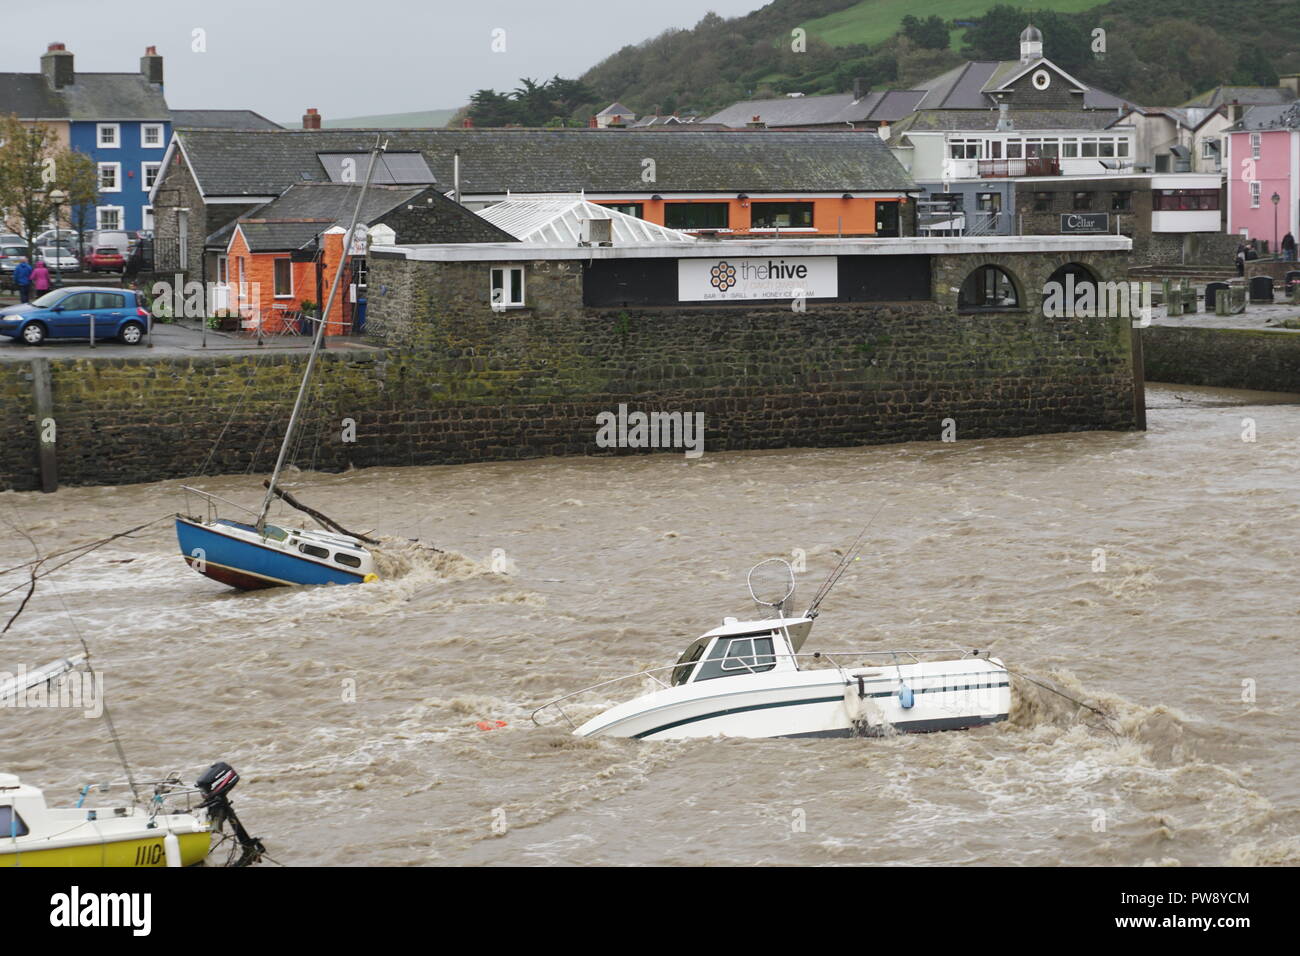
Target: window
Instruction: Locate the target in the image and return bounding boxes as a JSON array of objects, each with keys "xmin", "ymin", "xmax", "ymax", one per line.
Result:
[
  {"xmin": 93, "ymin": 292, "xmax": 125, "ymax": 309},
  {"xmin": 977, "ymin": 193, "xmax": 1001, "ymax": 213},
  {"xmin": 693, "ymin": 634, "xmax": 778, "ymax": 682},
  {"xmin": 334, "ymin": 552, "xmax": 362, "ymax": 568},
  {"xmin": 273, "ymin": 258, "xmax": 293, "ymax": 297},
  {"xmin": 607, "ymin": 203, "xmax": 643, "ymax": 218},
  {"xmin": 1073, "ymin": 191, "xmax": 1093, "ymax": 211},
  {"xmin": 663, "ymin": 202, "xmax": 729, "ymax": 230},
  {"xmin": 60, "ymin": 292, "xmax": 96, "ymax": 311},
  {"xmin": 1154, "ymin": 189, "xmax": 1220, "ymax": 211},
  {"xmin": 141, "ymin": 123, "xmax": 165, "ymax": 148},
  {"xmin": 97, "ymin": 163, "xmax": 121, "ymax": 192},
  {"xmin": 1081, "ymin": 139, "xmax": 1099, "ymax": 158},
  {"xmin": 142, "ymin": 205, "xmax": 154, "ymax": 230},
  {"xmin": 1006, "ymin": 140, "xmax": 1023, "ymax": 159},
  {"xmin": 1201, "ymin": 138, "xmax": 1219, "ymax": 159},
  {"xmin": 95, "ymin": 206, "xmax": 122, "ymax": 230},
  {"xmin": 489, "ymin": 266, "xmax": 525, "ymax": 309},
  {"xmin": 1033, "ymin": 191, "xmax": 1052, "ymax": 212},
  {"xmin": 1250, "ymin": 132, "xmax": 1261, "ymax": 159},
  {"xmin": 142, "ymin": 162, "xmax": 161, "ymax": 191},
  {"xmin": 299, "ymin": 543, "xmax": 329, "ymax": 559},
  {"xmin": 958, "ymin": 265, "xmax": 1019, "ymax": 310},
  {"xmin": 1045, "ymin": 263, "xmax": 1098, "ymax": 315},
  {"xmin": 949, "ymin": 139, "xmax": 982, "ymax": 159},
  {"xmin": 1111, "ymin": 191, "xmax": 1132, "ymax": 211},
  {"xmin": 1062, "ymin": 140, "xmax": 1079, "ymax": 158},
  {"xmin": 1250, "ymin": 182, "xmax": 1262, "ymax": 208},
  {"xmin": 671, "ymin": 639, "xmax": 708, "ymax": 685},
  {"xmin": 96, "ymin": 123, "xmax": 119, "ymax": 148},
  {"xmin": 1117, "ymin": 140, "xmax": 1130, "ymax": 158},
  {"xmin": 750, "ymin": 202, "xmax": 813, "ymax": 229},
  {"xmin": 0, "ymin": 806, "xmax": 29, "ymax": 838}
]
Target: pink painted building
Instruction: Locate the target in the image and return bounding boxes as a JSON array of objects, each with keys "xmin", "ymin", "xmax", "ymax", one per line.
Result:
[{"xmin": 1225, "ymin": 102, "xmax": 1300, "ymax": 250}]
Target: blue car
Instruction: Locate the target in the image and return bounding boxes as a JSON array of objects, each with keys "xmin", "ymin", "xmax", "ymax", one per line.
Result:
[{"xmin": 0, "ymin": 287, "xmax": 150, "ymax": 345}]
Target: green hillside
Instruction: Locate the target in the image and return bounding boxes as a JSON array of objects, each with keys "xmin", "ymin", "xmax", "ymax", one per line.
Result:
[{"xmin": 802, "ymin": 0, "xmax": 1100, "ymax": 48}]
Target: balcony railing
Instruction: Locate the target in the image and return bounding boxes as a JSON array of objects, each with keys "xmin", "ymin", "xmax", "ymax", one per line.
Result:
[{"xmin": 977, "ymin": 157, "xmax": 1060, "ymax": 178}]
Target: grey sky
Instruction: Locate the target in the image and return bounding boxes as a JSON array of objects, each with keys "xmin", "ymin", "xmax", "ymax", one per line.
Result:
[{"xmin": 2, "ymin": 0, "xmax": 763, "ymax": 121}]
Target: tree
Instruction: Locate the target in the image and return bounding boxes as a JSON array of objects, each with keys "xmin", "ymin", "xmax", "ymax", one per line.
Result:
[{"xmin": 0, "ymin": 114, "xmax": 100, "ymax": 258}]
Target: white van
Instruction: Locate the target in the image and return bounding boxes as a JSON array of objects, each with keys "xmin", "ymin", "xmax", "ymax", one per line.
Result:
[{"xmin": 91, "ymin": 230, "xmax": 130, "ymax": 255}]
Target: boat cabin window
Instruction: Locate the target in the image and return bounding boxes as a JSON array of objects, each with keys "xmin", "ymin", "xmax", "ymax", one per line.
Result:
[
  {"xmin": 671, "ymin": 640, "xmax": 708, "ymax": 686},
  {"xmin": 298, "ymin": 543, "xmax": 330, "ymax": 559},
  {"xmin": 693, "ymin": 633, "xmax": 778, "ymax": 683},
  {"xmin": 0, "ymin": 805, "xmax": 29, "ymax": 837},
  {"xmin": 262, "ymin": 525, "xmax": 289, "ymax": 542},
  {"xmin": 334, "ymin": 552, "xmax": 362, "ymax": 568}
]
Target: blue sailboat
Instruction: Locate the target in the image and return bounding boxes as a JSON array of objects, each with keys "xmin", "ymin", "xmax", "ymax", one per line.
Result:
[{"xmin": 175, "ymin": 140, "xmax": 386, "ymax": 590}]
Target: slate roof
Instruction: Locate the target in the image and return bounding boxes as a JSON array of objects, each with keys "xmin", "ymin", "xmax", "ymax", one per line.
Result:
[
  {"xmin": 170, "ymin": 109, "xmax": 282, "ymax": 130},
  {"xmin": 894, "ymin": 109, "xmax": 1121, "ymax": 133},
  {"xmin": 597, "ymin": 102, "xmax": 636, "ymax": 117},
  {"xmin": 0, "ymin": 73, "xmax": 68, "ymax": 118},
  {"xmin": 1182, "ymin": 86, "xmax": 1296, "ymax": 110},
  {"xmin": 216, "ymin": 183, "xmax": 516, "ymax": 250},
  {"xmin": 477, "ymin": 195, "xmax": 695, "ymax": 244},
  {"xmin": 172, "ymin": 127, "xmax": 916, "ymax": 198},
  {"xmin": 59, "ymin": 74, "xmax": 170, "ymax": 120},
  {"xmin": 704, "ymin": 90, "xmax": 925, "ymax": 128},
  {"xmin": 1228, "ymin": 101, "xmax": 1300, "ymax": 132},
  {"xmin": 0, "ymin": 71, "xmax": 168, "ymax": 120},
  {"xmin": 706, "ymin": 56, "xmax": 1130, "ymax": 132}
]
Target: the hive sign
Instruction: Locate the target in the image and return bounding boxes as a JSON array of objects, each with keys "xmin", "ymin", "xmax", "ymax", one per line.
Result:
[{"xmin": 681, "ymin": 256, "xmax": 837, "ymax": 301}]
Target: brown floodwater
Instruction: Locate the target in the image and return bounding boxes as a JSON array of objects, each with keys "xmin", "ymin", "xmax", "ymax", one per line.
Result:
[{"xmin": 2, "ymin": 383, "xmax": 1298, "ymax": 866}]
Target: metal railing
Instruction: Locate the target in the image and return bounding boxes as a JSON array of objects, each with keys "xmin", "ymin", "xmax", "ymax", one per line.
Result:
[
  {"xmin": 529, "ymin": 647, "xmax": 997, "ymax": 729},
  {"xmin": 977, "ymin": 157, "xmax": 1060, "ymax": 177}
]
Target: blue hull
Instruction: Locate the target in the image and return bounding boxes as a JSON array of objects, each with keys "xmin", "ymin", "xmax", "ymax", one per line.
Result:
[{"xmin": 175, "ymin": 517, "xmax": 365, "ymax": 589}]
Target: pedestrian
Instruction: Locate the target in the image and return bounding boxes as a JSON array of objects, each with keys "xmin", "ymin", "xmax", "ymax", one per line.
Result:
[
  {"xmin": 1235, "ymin": 243, "xmax": 1246, "ymax": 276},
  {"xmin": 31, "ymin": 259, "xmax": 51, "ymax": 296},
  {"xmin": 13, "ymin": 257, "xmax": 32, "ymax": 303},
  {"xmin": 1283, "ymin": 232, "xmax": 1296, "ymax": 262}
]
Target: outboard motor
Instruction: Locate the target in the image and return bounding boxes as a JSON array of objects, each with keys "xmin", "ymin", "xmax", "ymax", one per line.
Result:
[{"xmin": 196, "ymin": 762, "xmax": 266, "ymax": 867}]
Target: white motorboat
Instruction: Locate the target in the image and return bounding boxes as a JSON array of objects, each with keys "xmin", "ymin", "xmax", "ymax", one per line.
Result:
[{"xmin": 533, "ymin": 549, "xmax": 1011, "ymax": 741}]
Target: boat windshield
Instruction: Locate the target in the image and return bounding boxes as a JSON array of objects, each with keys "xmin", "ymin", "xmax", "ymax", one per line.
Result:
[
  {"xmin": 671, "ymin": 639, "xmax": 708, "ymax": 686},
  {"xmin": 262, "ymin": 525, "xmax": 289, "ymax": 542}
]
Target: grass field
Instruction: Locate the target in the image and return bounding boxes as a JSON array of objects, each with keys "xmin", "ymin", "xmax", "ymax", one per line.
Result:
[{"xmin": 801, "ymin": 0, "xmax": 1105, "ymax": 47}]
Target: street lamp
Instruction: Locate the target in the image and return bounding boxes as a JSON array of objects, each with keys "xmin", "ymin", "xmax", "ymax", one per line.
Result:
[
  {"xmin": 47, "ymin": 189, "xmax": 67, "ymax": 288},
  {"xmin": 1271, "ymin": 191, "xmax": 1280, "ymax": 257}
]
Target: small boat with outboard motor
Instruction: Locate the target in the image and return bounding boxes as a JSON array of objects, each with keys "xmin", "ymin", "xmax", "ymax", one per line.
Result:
[
  {"xmin": 1, "ymin": 656, "xmax": 266, "ymax": 867},
  {"xmin": 532, "ymin": 535, "xmax": 1012, "ymax": 741}
]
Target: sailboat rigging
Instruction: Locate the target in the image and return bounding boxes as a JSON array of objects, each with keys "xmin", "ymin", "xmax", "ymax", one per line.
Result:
[{"xmin": 174, "ymin": 137, "xmax": 387, "ymax": 590}]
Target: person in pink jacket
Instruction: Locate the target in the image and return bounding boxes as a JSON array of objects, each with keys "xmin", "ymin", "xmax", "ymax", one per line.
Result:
[{"xmin": 31, "ymin": 260, "xmax": 52, "ymax": 295}]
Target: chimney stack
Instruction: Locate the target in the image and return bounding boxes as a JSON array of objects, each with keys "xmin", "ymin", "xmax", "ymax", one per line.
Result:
[
  {"xmin": 302, "ymin": 108, "xmax": 321, "ymax": 130},
  {"xmin": 140, "ymin": 45, "xmax": 163, "ymax": 86},
  {"xmin": 462, "ymin": 117, "xmax": 474, "ymax": 128},
  {"xmin": 1281, "ymin": 74, "xmax": 1300, "ymax": 97},
  {"xmin": 853, "ymin": 77, "xmax": 868, "ymax": 101},
  {"xmin": 747, "ymin": 115, "xmax": 765, "ymax": 128},
  {"xmin": 41, "ymin": 42, "xmax": 74, "ymax": 89}
]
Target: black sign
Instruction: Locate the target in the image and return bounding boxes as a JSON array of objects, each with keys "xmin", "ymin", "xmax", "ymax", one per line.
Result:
[{"xmin": 1060, "ymin": 212, "xmax": 1109, "ymax": 233}]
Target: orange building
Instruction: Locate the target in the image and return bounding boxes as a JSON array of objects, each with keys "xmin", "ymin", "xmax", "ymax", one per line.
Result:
[{"xmin": 591, "ymin": 195, "xmax": 902, "ymax": 237}]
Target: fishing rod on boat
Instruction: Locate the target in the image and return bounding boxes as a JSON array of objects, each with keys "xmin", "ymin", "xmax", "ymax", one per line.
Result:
[{"xmin": 803, "ymin": 503, "xmax": 885, "ymax": 619}]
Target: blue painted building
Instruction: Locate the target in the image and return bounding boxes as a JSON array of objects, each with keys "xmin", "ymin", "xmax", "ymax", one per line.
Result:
[{"xmin": 1, "ymin": 43, "xmax": 171, "ymax": 235}]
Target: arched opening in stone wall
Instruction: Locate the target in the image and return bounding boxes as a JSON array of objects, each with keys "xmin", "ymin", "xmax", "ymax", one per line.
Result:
[
  {"xmin": 1044, "ymin": 262, "xmax": 1100, "ymax": 318},
  {"xmin": 958, "ymin": 264, "xmax": 1020, "ymax": 311}
]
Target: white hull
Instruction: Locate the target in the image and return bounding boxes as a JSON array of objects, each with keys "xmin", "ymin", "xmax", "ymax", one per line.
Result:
[{"xmin": 575, "ymin": 658, "xmax": 1010, "ymax": 741}]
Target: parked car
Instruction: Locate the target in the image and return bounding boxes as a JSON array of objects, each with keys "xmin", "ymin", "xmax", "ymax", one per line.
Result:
[
  {"xmin": 38, "ymin": 245, "xmax": 80, "ymax": 272},
  {"xmin": 0, "ymin": 287, "xmax": 151, "ymax": 345},
  {"xmin": 35, "ymin": 228, "xmax": 88, "ymax": 250},
  {"xmin": 90, "ymin": 230, "xmax": 130, "ymax": 256},
  {"xmin": 84, "ymin": 246, "xmax": 126, "ymax": 273},
  {"xmin": 0, "ymin": 245, "xmax": 31, "ymax": 282}
]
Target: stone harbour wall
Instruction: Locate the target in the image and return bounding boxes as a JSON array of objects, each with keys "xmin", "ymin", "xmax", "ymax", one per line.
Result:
[{"xmin": 1, "ymin": 248, "xmax": 1143, "ymax": 491}]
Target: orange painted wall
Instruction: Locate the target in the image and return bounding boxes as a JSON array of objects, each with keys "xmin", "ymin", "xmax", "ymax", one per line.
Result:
[
  {"xmin": 226, "ymin": 229, "xmax": 352, "ymax": 334},
  {"xmin": 594, "ymin": 197, "xmax": 893, "ymax": 236}
]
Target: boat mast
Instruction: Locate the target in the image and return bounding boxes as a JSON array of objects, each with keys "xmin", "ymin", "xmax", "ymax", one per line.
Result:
[{"xmin": 256, "ymin": 135, "xmax": 386, "ymax": 530}]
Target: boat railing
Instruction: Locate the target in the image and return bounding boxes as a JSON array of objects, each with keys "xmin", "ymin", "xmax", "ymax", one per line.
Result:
[
  {"xmin": 530, "ymin": 647, "xmax": 996, "ymax": 729},
  {"xmin": 179, "ymin": 485, "xmax": 260, "ymax": 523}
]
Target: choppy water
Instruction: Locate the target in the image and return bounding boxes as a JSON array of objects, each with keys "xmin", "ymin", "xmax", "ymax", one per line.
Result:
[{"xmin": 2, "ymin": 383, "xmax": 1298, "ymax": 866}]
